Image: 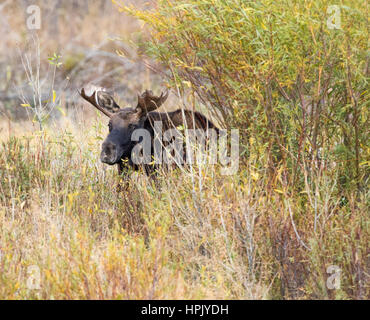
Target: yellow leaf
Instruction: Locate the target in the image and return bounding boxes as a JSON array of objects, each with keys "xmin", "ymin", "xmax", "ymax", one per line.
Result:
[
  {"xmin": 52, "ymin": 90, "xmax": 56, "ymax": 103},
  {"xmin": 251, "ymin": 171, "xmax": 259, "ymax": 181},
  {"xmin": 21, "ymin": 103, "xmax": 31, "ymax": 108},
  {"xmin": 182, "ymin": 80, "xmax": 192, "ymax": 88},
  {"xmin": 56, "ymin": 106, "xmax": 66, "ymax": 116}
]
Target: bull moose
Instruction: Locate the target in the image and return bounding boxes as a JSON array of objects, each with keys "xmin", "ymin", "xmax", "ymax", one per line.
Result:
[{"xmin": 79, "ymin": 87, "xmax": 219, "ymax": 180}]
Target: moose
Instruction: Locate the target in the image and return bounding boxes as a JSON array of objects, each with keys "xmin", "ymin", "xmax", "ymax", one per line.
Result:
[{"xmin": 79, "ymin": 87, "xmax": 219, "ymax": 181}]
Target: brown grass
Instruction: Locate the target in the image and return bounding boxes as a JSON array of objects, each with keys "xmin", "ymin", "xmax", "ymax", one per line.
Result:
[{"xmin": 0, "ymin": 1, "xmax": 368, "ymax": 300}]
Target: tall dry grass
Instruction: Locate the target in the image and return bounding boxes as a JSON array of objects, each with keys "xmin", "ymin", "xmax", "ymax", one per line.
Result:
[
  {"xmin": 0, "ymin": 1, "xmax": 368, "ymax": 300},
  {"xmin": 0, "ymin": 118, "xmax": 368, "ymax": 299}
]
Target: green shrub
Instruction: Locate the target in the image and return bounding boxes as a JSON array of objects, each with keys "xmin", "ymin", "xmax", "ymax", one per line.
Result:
[
  {"xmin": 122, "ymin": 0, "xmax": 369, "ymax": 192},
  {"xmin": 116, "ymin": 0, "xmax": 369, "ymax": 299}
]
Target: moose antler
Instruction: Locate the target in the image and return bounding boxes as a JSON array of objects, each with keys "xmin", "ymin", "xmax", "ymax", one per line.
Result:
[
  {"xmin": 79, "ymin": 87, "xmax": 121, "ymax": 118},
  {"xmin": 137, "ymin": 89, "xmax": 169, "ymax": 113}
]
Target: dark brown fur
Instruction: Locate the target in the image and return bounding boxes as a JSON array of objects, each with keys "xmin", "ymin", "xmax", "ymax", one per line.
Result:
[{"xmin": 80, "ymin": 88, "xmax": 219, "ymax": 183}]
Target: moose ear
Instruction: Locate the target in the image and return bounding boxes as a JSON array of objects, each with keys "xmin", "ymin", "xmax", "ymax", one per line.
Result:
[
  {"xmin": 80, "ymin": 87, "xmax": 121, "ymax": 118},
  {"xmin": 136, "ymin": 89, "xmax": 169, "ymax": 115},
  {"xmin": 96, "ymin": 91, "xmax": 121, "ymax": 114}
]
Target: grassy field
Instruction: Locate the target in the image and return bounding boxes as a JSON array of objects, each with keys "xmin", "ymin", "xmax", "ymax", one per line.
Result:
[
  {"xmin": 1, "ymin": 119, "xmax": 367, "ymax": 299},
  {"xmin": 1, "ymin": 115, "xmax": 368, "ymax": 299},
  {"xmin": 0, "ymin": 0, "xmax": 368, "ymax": 299}
]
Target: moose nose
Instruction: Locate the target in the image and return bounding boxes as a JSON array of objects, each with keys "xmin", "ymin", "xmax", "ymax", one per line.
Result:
[{"xmin": 101, "ymin": 142, "xmax": 117, "ymax": 164}]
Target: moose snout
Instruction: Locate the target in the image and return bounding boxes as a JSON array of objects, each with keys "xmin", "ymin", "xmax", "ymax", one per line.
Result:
[{"xmin": 100, "ymin": 141, "xmax": 118, "ymax": 165}]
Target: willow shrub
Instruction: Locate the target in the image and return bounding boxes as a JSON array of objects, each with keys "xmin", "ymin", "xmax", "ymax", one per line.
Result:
[{"xmin": 120, "ymin": 0, "xmax": 368, "ymax": 193}]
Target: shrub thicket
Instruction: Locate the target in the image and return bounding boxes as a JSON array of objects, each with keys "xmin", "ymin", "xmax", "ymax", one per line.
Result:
[
  {"xmin": 0, "ymin": 1, "xmax": 368, "ymax": 300},
  {"xmin": 117, "ymin": 0, "xmax": 369, "ymax": 299},
  {"xmin": 123, "ymin": 0, "xmax": 369, "ymax": 192}
]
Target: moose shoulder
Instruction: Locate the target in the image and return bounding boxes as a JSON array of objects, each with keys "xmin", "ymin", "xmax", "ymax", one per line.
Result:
[{"xmin": 79, "ymin": 87, "xmax": 219, "ymax": 178}]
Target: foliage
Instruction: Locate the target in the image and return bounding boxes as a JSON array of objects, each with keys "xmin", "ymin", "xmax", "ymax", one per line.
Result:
[
  {"xmin": 121, "ymin": 0, "xmax": 369, "ymax": 192},
  {"xmin": 0, "ymin": 124, "xmax": 368, "ymax": 299},
  {"xmin": 115, "ymin": 0, "xmax": 369, "ymax": 299},
  {"xmin": 0, "ymin": 0, "xmax": 368, "ymax": 300}
]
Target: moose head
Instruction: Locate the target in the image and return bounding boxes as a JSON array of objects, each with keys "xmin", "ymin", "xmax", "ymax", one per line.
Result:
[{"xmin": 80, "ymin": 87, "xmax": 169, "ymax": 165}]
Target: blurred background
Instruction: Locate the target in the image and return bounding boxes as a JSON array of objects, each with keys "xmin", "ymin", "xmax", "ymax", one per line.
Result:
[{"xmin": 0, "ymin": 0, "xmax": 164, "ymax": 136}]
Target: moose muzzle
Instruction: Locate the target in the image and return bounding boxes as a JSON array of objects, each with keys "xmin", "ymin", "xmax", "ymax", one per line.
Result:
[{"xmin": 100, "ymin": 141, "xmax": 119, "ymax": 165}]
